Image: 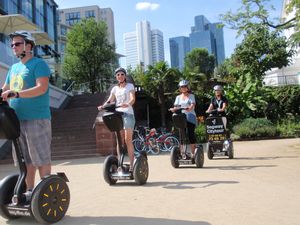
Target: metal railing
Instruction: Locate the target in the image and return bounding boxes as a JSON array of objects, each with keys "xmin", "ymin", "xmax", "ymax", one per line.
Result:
[{"xmin": 264, "ymin": 74, "xmax": 300, "ymax": 86}]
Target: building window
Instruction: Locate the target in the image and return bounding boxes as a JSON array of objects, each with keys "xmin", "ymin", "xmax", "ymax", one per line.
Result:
[
  {"xmin": 60, "ymin": 25, "xmax": 67, "ymax": 36},
  {"xmin": 1, "ymin": 0, "xmax": 18, "ymax": 14},
  {"xmin": 65, "ymin": 12, "xmax": 81, "ymax": 26},
  {"xmin": 46, "ymin": 1, "xmax": 55, "ymax": 41},
  {"xmin": 35, "ymin": 0, "xmax": 45, "ymax": 30},
  {"xmin": 85, "ymin": 10, "xmax": 95, "ymax": 18},
  {"xmin": 22, "ymin": 0, "xmax": 33, "ymax": 21}
]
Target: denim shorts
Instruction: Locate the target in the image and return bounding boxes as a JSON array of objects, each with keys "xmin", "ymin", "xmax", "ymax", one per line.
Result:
[
  {"xmin": 122, "ymin": 113, "xmax": 135, "ymax": 130},
  {"xmin": 12, "ymin": 119, "xmax": 52, "ymax": 167}
]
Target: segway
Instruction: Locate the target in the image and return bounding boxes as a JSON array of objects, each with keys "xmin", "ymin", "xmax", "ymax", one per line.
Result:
[
  {"xmin": 170, "ymin": 107, "xmax": 204, "ymax": 168},
  {"xmin": 206, "ymin": 110, "xmax": 234, "ymax": 159},
  {"xmin": 0, "ymin": 92, "xmax": 70, "ymax": 224},
  {"xmin": 101, "ymin": 103, "xmax": 148, "ymax": 185}
]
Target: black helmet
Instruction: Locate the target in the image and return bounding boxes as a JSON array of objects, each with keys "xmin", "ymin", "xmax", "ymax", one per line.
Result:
[
  {"xmin": 114, "ymin": 67, "xmax": 127, "ymax": 75},
  {"xmin": 9, "ymin": 30, "xmax": 36, "ymax": 47}
]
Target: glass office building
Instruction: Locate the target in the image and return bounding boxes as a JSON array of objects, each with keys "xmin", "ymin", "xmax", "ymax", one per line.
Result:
[
  {"xmin": 169, "ymin": 36, "xmax": 190, "ymax": 70},
  {"xmin": 0, "ymin": 0, "xmax": 58, "ymax": 55},
  {"xmin": 169, "ymin": 15, "xmax": 225, "ymax": 69},
  {"xmin": 190, "ymin": 15, "xmax": 225, "ymax": 65}
]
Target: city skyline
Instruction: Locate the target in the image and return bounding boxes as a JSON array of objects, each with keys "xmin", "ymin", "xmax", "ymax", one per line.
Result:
[
  {"xmin": 124, "ymin": 20, "xmax": 164, "ymax": 68},
  {"xmin": 53, "ymin": 0, "xmax": 284, "ymax": 67}
]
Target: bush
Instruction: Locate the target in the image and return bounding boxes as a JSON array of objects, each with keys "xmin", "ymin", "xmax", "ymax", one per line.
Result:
[
  {"xmin": 233, "ymin": 118, "xmax": 278, "ymax": 139},
  {"xmin": 277, "ymin": 117, "xmax": 300, "ymax": 137},
  {"xmin": 195, "ymin": 123, "xmax": 206, "ymax": 143}
]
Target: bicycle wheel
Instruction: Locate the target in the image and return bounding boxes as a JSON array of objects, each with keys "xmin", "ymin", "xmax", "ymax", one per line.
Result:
[
  {"xmin": 164, "ymin": 136, "xmax": 179, "ymax": 152},
  {"xmin": 132, "ymin": 138, "xmax": 145, "ymax": 152}
]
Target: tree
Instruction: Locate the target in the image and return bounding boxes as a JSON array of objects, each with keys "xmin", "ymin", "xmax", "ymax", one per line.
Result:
[
  {"xmin": 184, "ymin": 48, "xmax": 215, "ymax": 81},
  {"xmin": 135, "ymin": 61, "xmax": 181, "ymax": 127},
  {"xmin": 220, "ymin": 0, "xmax": 300, "ymax": 46},
  {"xmin": 232, "ymin": 25, "xmax": 294, "ymax": 81},
  {"xmin": 63, "ymin": 19, "xmax": 116, "ymax": 93}
]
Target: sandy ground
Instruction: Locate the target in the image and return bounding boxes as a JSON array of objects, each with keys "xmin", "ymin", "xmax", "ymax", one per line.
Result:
[{"xmin": 0, "ymin": 138, "xmax": 299, "ymax": 225}]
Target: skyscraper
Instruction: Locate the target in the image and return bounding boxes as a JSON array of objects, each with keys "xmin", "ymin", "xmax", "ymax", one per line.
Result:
[
  {"xmin": 151, "ymin": 29, "xmax": 165, "ymax": 64},
  {"xmin": 169, "ymin": 36, "xmax": 190, "ymax": 70},
  {"xmin": 169, "ymin": 15, "xmax": 225, "ymax": 70},
  {"xmin": 190, "ymin": 15, "xmax": 225, "ymax": 65},
  {"xmin": 124, "ymin": 21, "xmax": 165, "ymax": 69}
]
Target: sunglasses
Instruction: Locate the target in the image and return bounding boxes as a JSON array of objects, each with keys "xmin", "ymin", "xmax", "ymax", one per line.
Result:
[
  {"xmin": 116, "ymin": 73, "xmax": 125, "ymax": 76},
  {"xmin": 180, "ymin": 85, "xmax": 188, "ymax": 88},
  {"xmin": 10, "ymin": 42, "xmax": 24, "ymax": 48}
]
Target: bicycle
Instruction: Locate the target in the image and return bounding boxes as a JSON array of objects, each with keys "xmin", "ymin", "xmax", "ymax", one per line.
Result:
[{"xmin": 132, "ymin": 126, "xmax": 179, "ymax": 155}]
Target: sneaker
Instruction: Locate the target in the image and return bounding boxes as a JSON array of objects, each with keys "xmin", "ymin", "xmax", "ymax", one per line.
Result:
[{"xmin": 23, "ymin": 190, "xmax": 32, "ymax": 204}]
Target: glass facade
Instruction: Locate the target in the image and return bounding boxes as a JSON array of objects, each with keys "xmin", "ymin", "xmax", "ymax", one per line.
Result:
[
  {"xmin": 35, "ymin": 0, "xmax": 45, "ymax": 30},
  {"xmin": 46, "ymin": 1, "xmax": 55, "ymax": 40},
  {"xmin": 0, "ymin": 0, "xmax": 58, "ymax": 65},
  {"xmin": 0, "ymin": 0, "xmax": 18, "ymax": 14},
  {"xmin": 169, "ymin": 36, "xmax": 190, "ymax": 70},
  {"xmin": 189, "ymin": 15, "xmax": 225, "ymax": 65},
  {"xmin": 22, "ymin": 0, "xmax": 33, "ymax": 21}
]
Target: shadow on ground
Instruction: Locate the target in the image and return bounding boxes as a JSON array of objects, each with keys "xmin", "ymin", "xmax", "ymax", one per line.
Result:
[
  {"xmin": 4, "ymin": 216, "xmax": 211, "ymax": 225},
  {"xmin": 111, "ymin": 180, "xmax": 239, "ymax": 189}
]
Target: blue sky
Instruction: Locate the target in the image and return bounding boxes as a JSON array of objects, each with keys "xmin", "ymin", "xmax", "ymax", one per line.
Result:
[{"xmin": 55, "ymin": 0, "xmax": 284, "ymax": 67}]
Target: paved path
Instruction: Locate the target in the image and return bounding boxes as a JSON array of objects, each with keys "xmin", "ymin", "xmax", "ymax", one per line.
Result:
[{"xmin": 0, "ymin": 138, "xmax": 300, "ymax": 225}]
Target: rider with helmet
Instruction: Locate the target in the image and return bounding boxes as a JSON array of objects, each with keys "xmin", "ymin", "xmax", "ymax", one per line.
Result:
[
  {"xmin": 206, "ymin": 85, "xmax": 228, "ymax": 128},
  {"xmin": 169, "ymin": 80, "xmax": 197, "ymax": 160},
  {"xmin": 1, "ymin": 30, "xmax": 52, "ymax": 201},
  {"xmin": 98, "ymin": 67, "xmax": 136, "ymax": 171}
]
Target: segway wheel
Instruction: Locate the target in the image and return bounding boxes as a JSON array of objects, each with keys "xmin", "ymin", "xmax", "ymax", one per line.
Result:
[
  {"xmin": 103, "ymin": 155, "xmax": 118, "ymax": 185},
  {"xmin": 228, "ymin": 142, "xmax": 234, "ymax": 159},
  {"xmin": 133, "ymin": 155, "xmax": 149, "ymax": 185},
  {"xmin": 170, "ymin": 146, "xmax": 180, "ymax": 168},
  {"xmin": 207, "ymin": 145, "xmax": 214, "ymax": 160},
  {"xmin": 31, "ymin": 175, "xmax": 70, "ymax": 224},
  {"xmin": 195, "ymin": 145, "xmax": 204, "ymax": 168},
  {"xmin": 0, "ymin": 174, "xmax": 24, "ymax": 219}
]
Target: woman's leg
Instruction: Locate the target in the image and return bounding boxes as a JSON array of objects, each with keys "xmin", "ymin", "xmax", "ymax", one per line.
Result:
[
  {"xmin": 187, "ymin": 122, "xmax": 196, "ymax": 157},
  {"xmin": 124, "ymin": 128, "xmax": 135, "ymax": 169}
]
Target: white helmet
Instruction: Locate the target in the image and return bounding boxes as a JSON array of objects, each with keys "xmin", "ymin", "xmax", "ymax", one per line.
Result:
[
  {"xmin": 178, "ymin": 80, "xmax": 189, "ymax": 87},
  {"xmin": 9, "ymin": 30, "xmax": 36, "ymax": 46},
  {"xmin": 213, "ymin": 85, "xmax": 223, "ymax": 91}
]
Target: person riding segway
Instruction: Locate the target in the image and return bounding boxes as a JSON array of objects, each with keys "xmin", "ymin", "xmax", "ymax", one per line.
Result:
[
  {"xmin": 169, "ymin": 80, "xmax": 204, "ymax": 168},
  {"xmin": 98, "ymin": 68, "xmax": 148, "ymax": 185},
  {"xmin": 205, "ymin": 85, "xmax": 234, "ymax": 159},
  {"xmin": 0, "ymin": 91, "xmax": 70, "ymax": 224}
]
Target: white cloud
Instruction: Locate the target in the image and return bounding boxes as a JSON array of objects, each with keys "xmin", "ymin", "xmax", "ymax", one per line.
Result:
[{"xmin": 136, "ymin": 2, "xmax": 160, "ymax": 11}]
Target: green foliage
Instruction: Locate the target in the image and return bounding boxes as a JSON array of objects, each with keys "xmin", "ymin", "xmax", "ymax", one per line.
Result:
[
  {"xmin": 225, "ymin": 73, "xmax": 271, "ymax": 124},
  {"xmin": 232, "ymin": 25, "xmax": 293, "ymax": 81},
  {"xmin": 63, "ymin": 19, "xmax": 116, "ymax": 93},
  {"xmin": 276, "ymin": 117, "xmax": 300, "ymax": 137},
  {"xmin": 184, "ymin": 48, "xmax": 215, "ymax": 81},
  {"xmin": 220, "ymin": 0, "xmax": 299, "ymax": 46},
  {"xmin": 195, "ymin": 123, "xmax": 206, "ymax": 143},
  {"xmin": 233, "ymin": 118, "xmax": 279, "ymax": 138},
  {"xmin": 270, "ymin": 85, "xmax": 300, "ymax": 117},
  {"xmin": 134, "ymin": 61, "xmax": 181, "ymax": 127}
]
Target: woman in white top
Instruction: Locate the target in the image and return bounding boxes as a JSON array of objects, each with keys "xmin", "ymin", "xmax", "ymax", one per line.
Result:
[
  {"xmin": 169, "ymin": 80, "xmax": 197, "ymax": 159},
  {"xmin": 98, "ymin": 67, "xmax": 136, "ymax": 170}
]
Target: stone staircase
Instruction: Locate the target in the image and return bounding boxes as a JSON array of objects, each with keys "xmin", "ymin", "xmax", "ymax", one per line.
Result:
[
  {"xmin": 51, "ymin": 93, "xmax": 106, "ymax": 160},
  {"xmin": 0, "ymin": 93, "xmax": 107, "ymax": 163}
]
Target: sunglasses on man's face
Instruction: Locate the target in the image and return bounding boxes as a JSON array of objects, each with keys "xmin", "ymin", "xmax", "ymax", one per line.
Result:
[
  {"xmin": 10, "ymin": 42, "xmax": 24, "ymax": 48},
  {"xmin": 180, "ymin": 85, "xmax": 188, "ymax": 88},
  {"xmin": 116, "ymin": 73, "xmax": 125, "ymax": 76}
]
